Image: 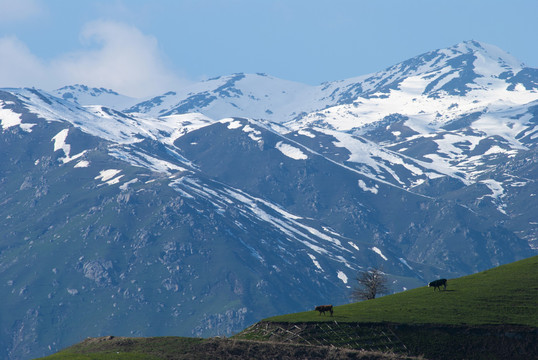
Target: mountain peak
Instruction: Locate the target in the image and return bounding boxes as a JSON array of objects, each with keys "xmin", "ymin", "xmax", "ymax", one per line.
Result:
[
  {"xmin": 385, "ymin": 40, "xmax": 524, "ymax": 79},
  {"xmin": 448, "ymin": 40, "xmax": 524, "ymax": 69}
]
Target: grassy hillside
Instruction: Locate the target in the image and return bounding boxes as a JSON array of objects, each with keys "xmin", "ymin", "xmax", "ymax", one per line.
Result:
[{"xmin": 267, "ymin": 255, "xmax": 538, "ymax": 326}]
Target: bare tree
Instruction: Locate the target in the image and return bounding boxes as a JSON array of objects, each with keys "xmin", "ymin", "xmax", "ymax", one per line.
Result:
[{"xmin": 351, "ymin": 267, "xmax": 389, "ymax": 301}]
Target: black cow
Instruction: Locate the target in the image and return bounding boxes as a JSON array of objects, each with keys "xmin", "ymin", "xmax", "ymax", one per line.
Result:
[
  {"xmin": 315, "ymin": 305, "xmax": 333, "ymax": 316},
  {"xmin": 428, "ymin": 278, "xmax": 447, "ymax": 291}
]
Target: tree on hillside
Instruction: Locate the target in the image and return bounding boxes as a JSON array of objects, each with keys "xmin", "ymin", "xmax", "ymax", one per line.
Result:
[{"xmin": 351, "ymin": 267, "xmax": 389, "ymax": 301}]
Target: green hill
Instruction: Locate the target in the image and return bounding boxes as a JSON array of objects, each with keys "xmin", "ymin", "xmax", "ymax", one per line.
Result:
[
  {"xmin": 266, "ymin": 255, "xmax": 538, "ymax": 326},
  {"xmin": 236, "ymin": 255, "xmax": 538, "ymax": 359}
]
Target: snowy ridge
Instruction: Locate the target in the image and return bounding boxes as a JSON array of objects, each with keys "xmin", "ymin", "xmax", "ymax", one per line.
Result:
[
  {"xmin": 56, "ymin": 41, "xmax": 537, "ymax": 131},
  {"xmin": 9, "ymin": 88, "xmax": 214, "ymax": 147},
  {"xmin": 53, "ymin": 84, "xmax": 139, "ymax": 110},
  {"xmin": 124, "ymin": 73, "xmax": 319, "ymax": 122},
  {"xmin": 293, "ymin": 41, "xmax": 537, "ymax": 133}
]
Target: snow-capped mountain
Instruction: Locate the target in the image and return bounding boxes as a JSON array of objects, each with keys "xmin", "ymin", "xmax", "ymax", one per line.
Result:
[
  {"xmin": 1, "ymin": 40, "xmax": 537, "ymax": 359},
  {"xmin": 294, "ymin": 40, "xmax": 536, "ymax": 133}
]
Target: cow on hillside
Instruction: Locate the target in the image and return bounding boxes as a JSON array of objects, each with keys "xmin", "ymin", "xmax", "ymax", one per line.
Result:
[
  {"xmin": 315, "ymin": 305, "xmax": 333, "ymax": 316},
  {"xmin": 428, "ymin": 278, "xmax": 447, "ymax": 291}
]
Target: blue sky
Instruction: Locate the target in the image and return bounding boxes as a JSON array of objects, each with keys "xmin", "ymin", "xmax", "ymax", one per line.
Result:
[{"xmin": 1, "ymin": 0, "xmax": 537, "ymax": 97}]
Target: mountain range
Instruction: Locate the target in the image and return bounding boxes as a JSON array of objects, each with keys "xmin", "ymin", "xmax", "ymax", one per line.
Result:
[{"xmin": 1, "ymin": 40, "xmax": 537, "ymax": 359}]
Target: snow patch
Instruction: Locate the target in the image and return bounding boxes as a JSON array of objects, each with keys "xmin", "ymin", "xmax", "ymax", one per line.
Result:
[
  {"xmin": 242, "ymin": 124, "xmax": 262, "ymax": 141},
  {"xmin": 105, "ymin": 175, "xmax": 124, "ymax": 185},
  {"xmin": 484, "ymin": 145, "xmax": 510, "ymax": 155},
  {"xmin": 298, "ymin": 129, "xmax": 316, "ymax": 138},
  {"xmin": 337, "ymin": 271, "xmax": 348, "ymax": 284},
  {"xmin": 308, "ymin": 254, "xmax": 323, "ymax": 271},
  {"xmin": 52, "ymin": 129, "xmax": 70, "ymax": 154},
  {"xmin": 371, "ymin": 247, "xmax": 388, "ymax": 261},
  {"xmin": 224, "ymin": 118, "xmax": 243, "ymax": 129},
  {"xmin": 322, "ymin": 226, "xmax": 340, "ymax": 236},
  {"xmin": 399, "ymin": 258, "xmax": 413, "ymax": 270},
  {"xmin": 108, "ymin": 147, "xmax": 188, "ymax": 175},
  {"xmin": 95, "ymin": 169, "xmax": 122, "ymax": 182},
  {"xmin": 52, "ymin": 129, "xmax": 87, "ymax": 164},
  {"xmin": 74, "ymin": 160, "xmax": 90, "ymax": 168},
  {"xmin": 0, "ymin": 106, "xmax": 22, "ymax": 129},
  {"xmin": 480, "ymin": 179, "xmax": 507, "ymax": 214},
  {"xmin": 358, "ymin": 179, "xmax": 378, "ymax": 194},
  {"xmin": 20, "ymin": 123, "xmax": 36, "ymax": 132},
  {"xmin": 120, "ymin": 178, "xmax": 139, "ymax": 191},
  {"xmin": 275, "ymin": 141, "xmax": 308, "ymax": 160},
  {"xmin": 481, "ymin": 179, "xmax": 504, "ymax": 199}
]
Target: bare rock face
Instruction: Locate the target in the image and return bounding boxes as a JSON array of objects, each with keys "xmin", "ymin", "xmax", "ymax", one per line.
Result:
[{"xmin": 82, "ymin": 260, "xmax": 113, "ymax": 286}]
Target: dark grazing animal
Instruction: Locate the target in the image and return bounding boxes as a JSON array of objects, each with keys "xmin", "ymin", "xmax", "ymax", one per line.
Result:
[
  {"xmin": 428, "ymin": 278, "xmax": 447, "ymax": 291},
  {"xmin": 315, "ymin": 305, "xmax": 333, "ymax": 316}
]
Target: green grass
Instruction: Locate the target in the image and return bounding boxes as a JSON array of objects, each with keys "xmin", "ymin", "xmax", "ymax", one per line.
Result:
[
  {"xmin": 36, "ymin": 337, "xmax": 203, "ymax": 360},
  {"xmin": 267, "ymin": 255, "xmax": 538, "ymax": 327}
]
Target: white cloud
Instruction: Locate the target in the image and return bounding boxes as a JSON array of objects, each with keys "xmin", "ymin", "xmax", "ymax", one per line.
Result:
[
  {"xmin": 52, "ymin": 20, "xmax": 183, "ymax": 97},
  {"xmin": 0, "ymin": 20, "xmax": 185, "ymax": 97},
  {"xmin": 0, "ymin": 36, "xmax": 47, "ymax": 87}
]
